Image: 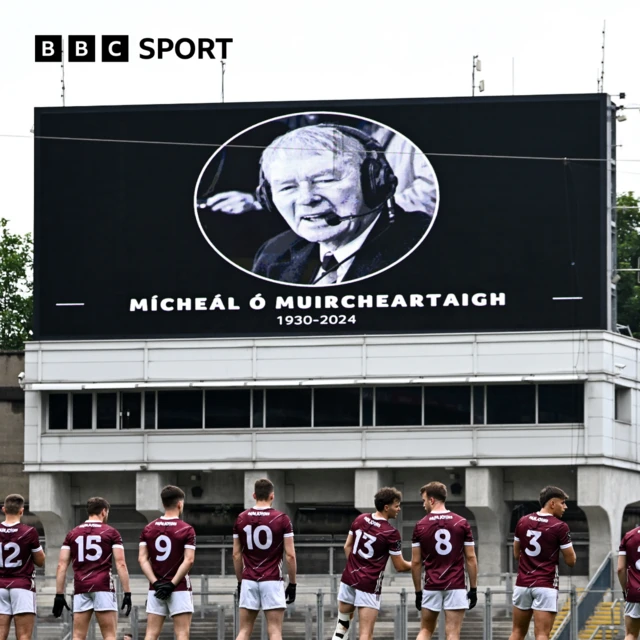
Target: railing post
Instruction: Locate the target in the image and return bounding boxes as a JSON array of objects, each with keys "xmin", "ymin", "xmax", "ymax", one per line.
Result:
[
  {"xmin": 233, "ymin": 590, "xmax": 240, "ymax": 638},
  {"xmin": 201, "ymin": 574, "xmax": 208, "ymax": 619},
  {"xmin": 505, "ymin": 572, "xmax": 513, "ymax": 608},
  {"xmin": 571, "ymin": 587, "xmax": 579, "ymax": 640},
  {"xmin": 316, "ymin": 589, "xmax": 324, "ymax": 640},
  {"xmin": 484, "ymin": 588, "xmax": 492, "ymax": 640},
  {"xmin": 305, "ymin": 605, "xmax": 313, "ymax": 640},
  {"xmin": 222, "ymin": 547, "xmax": 226, "ymax": 576},
  {"xmin": 438, "ymin": 602, "xmax": 445, "ymax": 640},
  {"xmin": 395, "ymin": 604, "xmax": 401, "ymax": 640},
  {"xmin": 331, "ymin": 574, "xmax": 338, "ymax": 609},
  {"xmin": 351, "ymin": 606, "xmax": 358, "ymax": 640},
  {"xmin": 131, "ymin": 605, "xmax": 139, "ymax": 640},
  {"xmin": 329, "ymin": 545, "xmax": 334, "ymax": 576},
  {"xmin": 260, "ymin": 610, "xmax": 267, "ymax": 640},
  {"xmin": 400, "ymin": 588, "xmax": 408, "ymax": 640},
  {"xmin": 33, "ymin": 614, "xmax": 38, "ymax": 640}
]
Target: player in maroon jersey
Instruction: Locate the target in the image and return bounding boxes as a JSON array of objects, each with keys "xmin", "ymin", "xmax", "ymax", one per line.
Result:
[
  {"xmin": 411, "ymin": 482, "xmax": 478, "ymax": 640},
  {"xmin": 0, "ymin": 494, "xmax": 45, "ymax": 640},
  {"xmin": 619, "ymin": 524, "xmax": 640, "ymax": 640},
  {"xmin": 509, "ymin": 486, "xmax": 576, "ymax": 640},
  {"xmin": 233, "ymin": 478, "xmax": 297, "ymax": 640},
  {"xmin": 53, "ymin": 497, "xmax": 132, "ymax": 640},
  {"xmin": 330, "ymin": 487, "xmax": 411, "ymax": 640},
  {"xmin": 138, "ymin": 485, "xmax": 195, "ymax": 640}
]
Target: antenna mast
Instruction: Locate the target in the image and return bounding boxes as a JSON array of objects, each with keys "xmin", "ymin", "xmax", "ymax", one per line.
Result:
[
  {"xmin": 598, "ymin": 21, "xmax": 605, "ymax": 93},
  {"xmin": 220, "ymin": 60, "xmax": 226, "ymax": 103}
]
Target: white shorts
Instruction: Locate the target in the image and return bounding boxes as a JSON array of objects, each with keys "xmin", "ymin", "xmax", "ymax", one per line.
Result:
[
  {"xmin": 73, "ymin": 591, "xmax": 117, "ymax": 613},
  {"xmin": 625, "ymin": 602, "xmax": 640, "ymax": 618},
  {"xmin": 240, "ymin": 580, "xmax": 286, "ymax": 611},
  {"xmin": 0, "ymin": 588, "xmax": 37, "ymax": 615},
  {"xmin": 338, "ymin": 582, "xmax": 381, "ymax": 611},
  {"xmin": 513, "ymin": 586, "xmax": 558, "ymax": 613},
  {"xmin": 422, "ymin": 589, "xmax": 468, "ymax": 612},
  {"xmin": 146, "ymin": 590, "xmax": 194, "ymax": 618}
]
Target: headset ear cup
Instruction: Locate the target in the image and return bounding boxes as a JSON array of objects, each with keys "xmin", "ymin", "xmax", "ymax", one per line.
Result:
[
  {"xmin": 361, "ymin": 156, "xmax": 397, "ymax": 208},
  {"xmin": 257, "ymin": 174, "xmax": 275, "ymax": 213}
]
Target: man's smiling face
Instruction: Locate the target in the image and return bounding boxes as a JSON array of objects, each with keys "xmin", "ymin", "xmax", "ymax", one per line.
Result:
[{"xmin": 268, "ymin": 150, "xmax": 373, "ymax": 244}]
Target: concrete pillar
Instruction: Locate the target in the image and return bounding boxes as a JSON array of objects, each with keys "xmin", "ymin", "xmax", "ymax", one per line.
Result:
[
  {"xmin": 578, "ymin": 466, "xmax": 640, "ymax": 576},
  {"xmin": 244, "ymin": 471, "xmax": 288, "ymax": 514},
  {"xmin": 354, "ymin": 469, "xmax": 393, "ymax": 512},
  {"xmin": 465, "ymin": 467, "xmax": 509, "ymax": 575},
  {"xmin": 136, "ymin": 471, "xmax": 177, "ymax": 522},
  {"xmin": 29, "ymin": 473, "xmax": 74, "ymax": 580}
]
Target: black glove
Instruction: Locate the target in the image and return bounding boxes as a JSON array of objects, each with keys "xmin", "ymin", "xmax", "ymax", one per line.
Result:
[
  {"xmin": 121, "ymin": 592, "xmax": 132, "ymax": 616},
  {"xmin": 415, "ymin": 591, "xmax": 422, "ymax": 611},
  {"xmin": 52, "ymin": 594, "xmax": 70, "ymax": 618},
  {"xmin": 467, "ymin": 587, "xmax": 478, "ymax": 610},
  {"xmin": 285, "ymin": 583, "xmax": 297, "ymax": 605},
  {"xmin": 154, "ymin": 582, "xmax": 175, "ymax": 601}
]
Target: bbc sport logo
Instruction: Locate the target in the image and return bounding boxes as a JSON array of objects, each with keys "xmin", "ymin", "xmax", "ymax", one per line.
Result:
[{"xmin": 34, "ymin": 36, "xmax": 232, "ymax": 62}]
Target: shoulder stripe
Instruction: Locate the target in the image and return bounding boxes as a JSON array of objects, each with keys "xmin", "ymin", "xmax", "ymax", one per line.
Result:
[
  {"xmin": 560, "ymin": 543, "xmax": 573, "ymax": 550},
  {"xmin": 184, "ymin": 544, "xmax": 196, "ymax": 550},
  {"xmin": 233, "ymin": 534, "xmax": 239, "ymax": 539},
  {"xmin": 112, "ymin": 544, "xmax": 124, "ymax": 550},
  {"xmin": 139, "ymin": 542, "xmax": 147, "ymax": 546},
  {"xmin": 31, "ymin": 546, "xmax": 43, "ymax": 554},
  {"xmin": 60, "ymin": 545, "xmax": 70, "ymax": 550},
  {"xmin": 283, "ymin": 533, "xmax": 294, "ymax": 538},
  {"xmin": 389, "ymin": 550, "xmax": 402, "ymax": 556},
  {"xmin": 411, "ymin": 543, "xmax": 421, "ymax": 548},
  {"xmin": 619, "ymin": 551, "xmax": 627, "ymax": 555},
  {"xmin": 513, "ymin": 536, "xmax": 520, "ymax": 542},
  {"xmin": 464, "ymin": 542, "xmax": 475, "ymax": 546}
]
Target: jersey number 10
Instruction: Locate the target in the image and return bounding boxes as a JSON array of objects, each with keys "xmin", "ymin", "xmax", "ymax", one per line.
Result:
[{"xmin": 243, "ymin": 525, "xmax": 273, "ymax": 550}]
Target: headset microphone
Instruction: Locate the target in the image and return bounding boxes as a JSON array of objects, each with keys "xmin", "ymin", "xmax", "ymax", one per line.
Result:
[{"xmin": 324, "ymin": 200, "xmax": 394, "ymax": 227}]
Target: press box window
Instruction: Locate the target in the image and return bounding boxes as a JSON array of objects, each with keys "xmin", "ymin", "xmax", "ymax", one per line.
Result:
[
  {"xmin": 487, "ymin": 385, "xmax": 535, "ymax": 424},
  {"xmin": 424, "ymin": 386, "xmax": 470, "ymax": 425},
  {"xmin": 121, "ymin": 392, "xmax": 142, "ymax": 429},
  {"xmin": 615, "ymin": 386, "xmax": 632, "ymax": 424},
  {"xmin": 157, "ymin": 391, "xmax": 203, "ymax": 429},
  {"xmin": 314, "ymin": 387, "xmax": 360, "ymax": 427},
  {"xmin": 72, "ymin": 394, "xmax": 92, "ymax": 430},
  {"xmin": 48, "ymin": 393, "xmax": 69, "ymax": 430},
  {"xmin": 266, "ymin": 389, "xmax": 311, "ymax": 428},
  {"xmin": 205, "ymin": 389, "xmax": 250, "ymax": 428},
  {"xmin": 96, "ymin": 393, "xmax": 117, "ymax": 429},
  {"xmin": 538, "ymin": 384, "xmax": 584, "ymax": 423},
  {"xmin": 375, "ymin": 387, "xmax": 422, "ymax": 426}
]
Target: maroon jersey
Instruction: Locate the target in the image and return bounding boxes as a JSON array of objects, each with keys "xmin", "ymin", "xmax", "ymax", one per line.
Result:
[
  {"xmin": 140, "ymin": 517, "xmax": 196, "ymax": 592},
  {"xmin": 0, "ymin": 522, "xmax": 42, "ymax": 591},
  {"xmin": 412, "ymin": 510, "xmax": 474, "ymax": 591},
  {"xmin": 620, "ymin": 528, "xmax": 640, "ymax": 602},
  {"xmin": 514, "ymin": 512, "xmax": 572, "ymax": 589},
  {"xmin": 341, "ymin": 514, "xmax": 402, "ymax": 595},
  {"xmin": 233, "ymin": 507, "xmax": 293, "ymax": 582},
  {"xmin": 62, "ymin": 521, "xmax": 124, "ymax": 594}
]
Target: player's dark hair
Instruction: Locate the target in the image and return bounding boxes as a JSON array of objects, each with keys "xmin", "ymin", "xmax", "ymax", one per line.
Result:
[
  {"xmin": 374, "ymin": 487, "xmax": 402, "ymax": 512},
  {"xmin": 254, "ymin": 478, "xmax": 274, "ymax": 501},
  {"xmin": 3, "ymin": 494, "xmax": 25, "ymax": 515},
  {"xmin": 161, "ymin": 485, "xmax": 186, "ymax": 508},
  {"xmin": 86, "ymin": 497, "xmax": 110, "ymax": 516},
  {"xmin": 539, "ymin": 486, "xmax": 569, "ymax": 507},
  {"xmin": 420, "ymin": 482, "xmax": 447, "ymax": 503}
]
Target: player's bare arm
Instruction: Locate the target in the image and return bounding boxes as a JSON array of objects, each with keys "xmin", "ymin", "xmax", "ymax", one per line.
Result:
[
  {"xmin": 33, "ymin": 548, "xmax": 46, "ymax": 568},
  {"xmin": 391, "ymin": 552, "xmax": 412, "ymax": 572},
  {"xmin": 343, "ymin": 531, "xmax": 353, "ymax": 559},
  {"xmin": 513, "ymin": 539, "xmax": 520, "ymax": 561},
  {"xmin": 114, "ymin": 546, "xmax": 131, "ymax": 592},
  {"xmin": 618, "ymin": 554, "xmax": 628, "ymax": 593},
  {"xmin": 411, "ymin": 545, "xmax": 422, "ymax": 591},
  {"xmin": 138, "ymin": 544, "xmax": 158, "ymax": 584},
  {"xmin": 170, "ymin": 547, "xmax": 195, "ymax": 586},
  {"xmin": 464, "ymin": 545, "xmax": 478, "ymax": 588},
  {"xmin": 561, "ymin": 544, "xmax": 577, "ymax": 567},
  {"xmin": 284, "ymin": 535, "xmax": 297, "ymax": 584},
  {"xmin": 55, "ymin": 547, "xmax": 71, "ymax": 594},
  {"xmin": 232, "ymin": 537, "xmax": 243, "ymax": 582}
]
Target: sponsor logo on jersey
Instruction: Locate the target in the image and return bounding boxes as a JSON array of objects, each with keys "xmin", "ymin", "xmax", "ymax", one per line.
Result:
[
  {"xmin": 429, "ymin": 515, "xmax": 453, "ymax": 520},
  {"xmin": 155, "ymin": 521, "xmax": 178, "ymax": 526},
  {"xmin": 364, "ymin": 517, "xmax": 382, "ymax": 528},
  {"xmin": 529, "ymin": 516, "xmax": 549, "ymax": 522},
  {"xmin": 248, "ymin": 511, "xmax": 271, "ymax": 516},
  {"xmin": 0, "ymin": 528, "xmax": 18, "ymax": 533},
  {"xmin": 79, "ymin": 523, "xmax": 102, "ymax": 528}
]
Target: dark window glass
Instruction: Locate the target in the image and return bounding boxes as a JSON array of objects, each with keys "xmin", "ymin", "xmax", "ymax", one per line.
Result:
[
  {"xmin": 96, "ymin": 393, "xmax": 117, "ymax": 429},
  {"xmin": 157, "ymin": 391, "xmax": 203, "ymax": 429},
  {"xmin": 487, "ymin": 385, "xmax": 535, "ymax": 424},
  {"xmin": 144, "ymin": 392, "xmax": 156, "ymax": 429},
  {"xmin": 121, "ymin": 392, "xmax": 142, "ymax": 429},
  {"xmin": 424, "ymin": 386, "xmax": 471, "ymax": 425},
  {"xmin": 362, "ymin": 388, "xmax": 373, "ymax": 426},
  {"xmin": 314, "ymin": 388, "xmax": 360, "ymax": 427},
  {"xmin": 375, "ymin": 387, "xmax": 422, "ymax": 426},
  {"xmin": 205, "ymin": 389, "xmax": 250, "ymax": 428},
  {"xmin": 473, "ymin": 386, "xmax": 485, "ymax": 424},
  {"xmin": 266, "ymin": 389, "xmax": 311, "ymax": 427},
  {"xmin": 538, "ymin": 384, "xmax": 584, "ymax": 423},
  {"xmin": 253, "ymin": 390, "xmax": 264, "ymax": 428},
  {"xmin": 72, "ymin": 394, "xmax": 92, "ymax": 430},
  {"xmin": 48, "ymin": 393, "xmax": 68, "ymax": 430}
]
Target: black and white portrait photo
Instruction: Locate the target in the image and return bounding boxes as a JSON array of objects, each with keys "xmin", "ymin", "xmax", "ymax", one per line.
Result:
[{"xmin": 194, "ymin": 113, "xmax": 439, "ymax": 286}]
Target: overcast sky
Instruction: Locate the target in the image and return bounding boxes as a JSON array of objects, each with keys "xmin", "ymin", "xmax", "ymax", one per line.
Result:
[{"xmin": 1, "ymin": 0, "xmax": 639, "ymax": 236}]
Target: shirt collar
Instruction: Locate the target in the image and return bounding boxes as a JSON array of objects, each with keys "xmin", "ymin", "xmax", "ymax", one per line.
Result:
[
  {"xmin": 161, "ymin": 516, "xmax": 179, "ymax": 520},
  {"xmin": 319, "ymin": 214, "xmax": 380, "ymax": 265}
]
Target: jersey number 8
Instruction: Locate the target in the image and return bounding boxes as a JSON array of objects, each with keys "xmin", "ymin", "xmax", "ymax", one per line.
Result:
[{"xmin": 435, "ymin": 530, "xmax": 453, "ymax": 555}]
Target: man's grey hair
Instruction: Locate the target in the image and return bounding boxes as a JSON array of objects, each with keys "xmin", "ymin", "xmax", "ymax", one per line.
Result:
[{"xmin": 260, "ymin": 125, "xmax": 367, "ymax": 183}]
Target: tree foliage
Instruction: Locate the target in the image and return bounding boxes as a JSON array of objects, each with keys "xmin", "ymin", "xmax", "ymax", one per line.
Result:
[
  {"xmin": 616, "ymin": 192, "xmax": 640, "ymax": 335},
  {"xmin": 0, "ymin": 218, "xmax": 33, "ymax": 350}
]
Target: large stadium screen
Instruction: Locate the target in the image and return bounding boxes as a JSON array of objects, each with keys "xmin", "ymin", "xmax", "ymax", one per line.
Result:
[{"xmin": 34, "ymin": 95, "xmax": 611, "ymax": 339}]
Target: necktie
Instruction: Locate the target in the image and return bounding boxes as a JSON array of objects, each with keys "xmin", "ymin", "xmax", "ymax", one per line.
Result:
[{"xmin": 315, "ymin": 252, "xmax": 339, "ymax": 285}]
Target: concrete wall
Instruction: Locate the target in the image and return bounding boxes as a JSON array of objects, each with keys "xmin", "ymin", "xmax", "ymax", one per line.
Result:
[{"xmin": 0, "ymin": 352, "xmax": 26, "ymax": 498}]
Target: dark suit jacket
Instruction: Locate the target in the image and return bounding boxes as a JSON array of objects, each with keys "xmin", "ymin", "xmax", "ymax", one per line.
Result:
[{"xmin": 252, "ymin": 208, "xmax": 432, "ymax": 284}]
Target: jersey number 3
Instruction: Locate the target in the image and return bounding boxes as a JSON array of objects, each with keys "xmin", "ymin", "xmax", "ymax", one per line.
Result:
[{"xmin": 525, "ymin": 530, "xmax": 542, "ymax": 557}]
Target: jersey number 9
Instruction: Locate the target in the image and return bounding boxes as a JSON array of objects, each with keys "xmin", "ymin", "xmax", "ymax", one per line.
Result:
[{"xmin": 155, "ymin": 535, "xmax": 172, "ymax": 561}]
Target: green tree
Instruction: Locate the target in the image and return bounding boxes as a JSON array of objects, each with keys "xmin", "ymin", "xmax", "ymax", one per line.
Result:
[
  {"xmin": 0, "ymin": 218, "xmax": 33, "ymax": 350},
  {"xmin": 616, "ymin": 192, "xmax": 640, "ymax": 335}
]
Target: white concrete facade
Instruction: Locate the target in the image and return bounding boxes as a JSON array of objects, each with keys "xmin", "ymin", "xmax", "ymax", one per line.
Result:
[{"xmin": 22, "ymin": 329, "xmax": 640, "ymax": 578}]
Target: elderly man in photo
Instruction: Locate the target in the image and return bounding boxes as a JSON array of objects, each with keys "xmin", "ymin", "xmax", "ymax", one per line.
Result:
[{"xmin": 252, "ymin": 125, "xmax": 432, "ymax": 285}]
